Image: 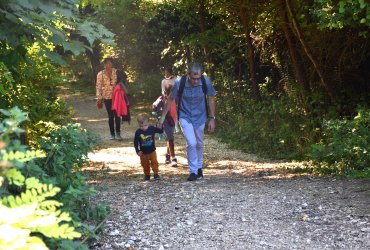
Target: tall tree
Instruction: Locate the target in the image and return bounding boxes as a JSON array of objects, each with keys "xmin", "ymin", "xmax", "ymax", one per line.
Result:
[
  {"xmin": 276, "ymin": 0, "xmax": 310, "ymax": 93},
  {"xmin": 198, "ymin": 0, "xmax": 215, "ymax": 79},
  {"xmin": 238, "ymin": 4, "xmax": 262, "ymax": 101},
  {"xmin": 284, "ymin": 0, "xmax": 335, "ymax": 103}
]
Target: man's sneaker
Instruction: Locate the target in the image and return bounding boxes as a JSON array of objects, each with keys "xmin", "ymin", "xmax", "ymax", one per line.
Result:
[
  {"xmin": 154, "ymin": 174, "xmax": 161, "ymax": 180},
  {"xmin": 187, "ymin": 173, "xmax": 198, "ymax": 181},
  {"xmin": 171, "ymin": 158, "xmax": 178, "ymax": 167},
  {"xmin": 165, "ymin": 154, "xmax": 171, "ymax": 164},
  {"xmin": 116, "ymin": 133, "xmax": 123, "ymax": 140},
  {"xmin": 197, "ymin": 168, "xmax": 203, "ymax": 179},
  {"xmin": 143, "ymin": 175, "xmax": 150, "ymax": 181},
  {"xmin": 109, "ymin": 134, "xmax": 115, "ymax": 140}
]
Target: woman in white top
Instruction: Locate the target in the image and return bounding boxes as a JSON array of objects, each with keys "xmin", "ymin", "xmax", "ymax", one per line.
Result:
[{"xmin": 161, "ymin": 67, "xmax": 175, "ymax": 95}]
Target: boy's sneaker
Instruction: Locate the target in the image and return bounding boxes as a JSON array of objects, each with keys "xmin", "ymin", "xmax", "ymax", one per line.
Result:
[
  {"xmin": 116, "ymin": 133, "xmax": 123, "ymax": 140},
  {"xmin": 154, "ymin": 174, "xmax": 161, "ymax": 180},
  {"xmin": 187, "ymin": 173, "xmax": 198, "ymax": 181},
  {"xmin": 171, "ymin": 158, "xmax": 177, "ymax": 167},
  {"xmin": 144, "ymin": 175, "xmax": 150, "ymax": 181},
  {"xmin": 165, "ymin": 154, "xmax": 171, "ymax": 164},
  {"xmin": 197, "ymin": 168, "xmax": 203, "ymax": 179},
  {"xmin": 109, "ymin": 134, "xmax": 115, "ymax": 140}
]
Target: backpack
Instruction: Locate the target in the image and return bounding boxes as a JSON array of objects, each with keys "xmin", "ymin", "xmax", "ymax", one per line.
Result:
[{"xmin": 177, "ymin": 75, "xmax": 208, "ymax": 120}]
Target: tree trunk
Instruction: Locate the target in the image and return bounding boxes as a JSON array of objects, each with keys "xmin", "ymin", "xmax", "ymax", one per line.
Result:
[
  {"xmin": 239, "ymin": 6, "xmax": 262, "ymax": 101},
  {"xmin": 277, "ymin": 0, "xmax": 310, "ymax": 93},
  {"xmin": 86, "ymin": 41, "xmax": 101, "ymax": 85},
  {"xmin": 285, "ymin": 0, "xmax": 335, "ymax": 103},
  {"xmin": 199, "ymin": 2, "xmax": 215, "ymax": 80}
]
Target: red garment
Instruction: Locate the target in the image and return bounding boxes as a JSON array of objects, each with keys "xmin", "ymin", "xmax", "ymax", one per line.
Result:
[
  {"xmin": 111, "ymin": 84, "xmax": 128, "ymax": 117},
  {"xmin": 164, "ymin": 96, "xmax": 177, "ymax": 121}
]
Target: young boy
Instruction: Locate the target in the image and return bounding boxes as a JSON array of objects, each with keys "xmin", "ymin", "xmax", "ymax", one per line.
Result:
[{"xmin": 134, "ymin": 113, "xmax": 163, "ymax": 181}]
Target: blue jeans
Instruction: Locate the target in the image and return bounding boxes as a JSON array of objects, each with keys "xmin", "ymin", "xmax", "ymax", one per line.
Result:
[{"xmin": 179, "ymin": 118, "xmax": 205, "ymax": 174}]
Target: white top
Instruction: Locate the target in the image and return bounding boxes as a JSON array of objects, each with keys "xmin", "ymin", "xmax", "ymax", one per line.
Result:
[{"xmin": 161, "ymin": 76, "xmax": 175, "ymax": 95}]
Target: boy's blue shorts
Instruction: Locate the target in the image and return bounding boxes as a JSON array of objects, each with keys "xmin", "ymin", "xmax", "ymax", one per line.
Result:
[{"xmin": 163, "ymin": 123, "xmax": 175, "ymax": 141}]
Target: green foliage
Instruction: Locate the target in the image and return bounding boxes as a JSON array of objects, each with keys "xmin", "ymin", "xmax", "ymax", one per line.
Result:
[
  {"xmin": 0, "ymin": 108, "xmax": 109, "ymax": 249},
  {"xmin": 308, "ymin": 108, "xmax": 370, "ymax": 176},
  {"xmin": 312, "ymin": 0, "xmax": 370, "ymax": 35},
  {"xmin": 0, "ymin": 45, "xmax": 74, "ymax": 135},
  {"xmin": 0, "ymin": 112, "xmax": 82, "ymax": 249},
  {"xmin": 0, "ymin": 171, "xmax": 82, "ymax": 249},
  {"xmin": 133, "ymin": 73, "xmax": 163, "ymax": 103},
  {"xmin": 0, "ymin": 0, "xmax": 114, "ymax": 64},
  {"xmin": 0, "ymin": 107, "xmax": 28, "ymax": 136},
  {"xmin": 0, "ymin": 0, "xmax": 115, "ymax": 137},
  {"xmin": 31, "ymin": 122, "xmax": 109, "ymax": 223},
  {"xmin": 0, "ymin": 107, "xmax": 45, "ymax": 170},
  {"xmin": 216, "ymin": 96, "xmax": 318, "ymax": 159},
  {"xmin": 1, "ymin": 170, "xmax": 81, "ymax": 239}
]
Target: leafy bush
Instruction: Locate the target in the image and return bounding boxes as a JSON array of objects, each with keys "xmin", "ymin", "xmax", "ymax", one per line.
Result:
[
  {"xmin": 132, "ymin": 73, "xmax": 163, "ymax": 103},
  {"xmin": 31, "ymin": 122, "xmax": 110, "ymax": 246},
  {"xmin": 0, "ymin": 107, "xmax": 109, "ymax": 249},
  {"xmin": 216, "ymin": 96, "xmax": 317, "ymax": 159},
  {"xmin": 0, "ymin": 107, "xmax": 84, "ymax": 249},
  {"xmin": 0, "ymin": 171, "xmax": 83, "ymax": 249},
  {"xmin": 308, "ymin": 108, "xmax": 370, "ymax": 176},
  {"xmin": 0, "ymin": 46, "xmax": 73, "ymax": 128}
]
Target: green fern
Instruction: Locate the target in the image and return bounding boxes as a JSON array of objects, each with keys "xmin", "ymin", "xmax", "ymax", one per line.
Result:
[
  {"xmin": 4, "ymin": 168, "xmax": 25, "ymax": 186},
  {"xmin": 3, "ymin": 150, "xmax": 45, "ymax": 162},
  {"xmin": 0, "ymin": 169, "xmax": 82, "ymax": 247},
  {"xmin": 2, "ymin": 175, "xmax": 61, "ymax": 208}
]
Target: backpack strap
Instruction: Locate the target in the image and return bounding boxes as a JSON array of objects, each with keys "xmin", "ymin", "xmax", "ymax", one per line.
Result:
[
  {"xmin": 177, "ymin": 75, "xmax": 209, "ymax": 120},
  {"xmin": 201, "ymin": 75, "xmax": 209, "ymax": 118},
  {"xmin": 177, "ymin": 75, "xmax": 187, "ymax": 120}
]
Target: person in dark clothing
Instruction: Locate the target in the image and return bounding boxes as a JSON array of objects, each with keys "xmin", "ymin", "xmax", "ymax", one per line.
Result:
[{"xmin": 134, "ymin": 113, "xmax": 163, "ymax": 181}]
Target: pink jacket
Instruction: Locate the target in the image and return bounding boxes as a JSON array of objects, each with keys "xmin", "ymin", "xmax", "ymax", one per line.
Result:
[{"xmin": 111, "ymin": 84, "xmax": 128, "ymax": 117}]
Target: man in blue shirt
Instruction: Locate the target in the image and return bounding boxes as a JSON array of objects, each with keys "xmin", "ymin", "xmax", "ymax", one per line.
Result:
[{"xmin": 158, "ymin": 62, "xmax": 216, "ymax": 181}]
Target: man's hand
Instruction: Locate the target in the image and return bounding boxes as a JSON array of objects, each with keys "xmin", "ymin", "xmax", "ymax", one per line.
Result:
[
  {"xmin": 137, "ymin": 151, "xmax": 143, "ymax": 156},
  {"xmin": 207, "ymin": 119, "xmax": 215, "ymax": 133}
]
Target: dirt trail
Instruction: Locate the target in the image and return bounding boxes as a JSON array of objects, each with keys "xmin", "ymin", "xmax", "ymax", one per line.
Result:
[{"xmin": 69, "ymin": 95, "xmax": 370, "ymax": 250}]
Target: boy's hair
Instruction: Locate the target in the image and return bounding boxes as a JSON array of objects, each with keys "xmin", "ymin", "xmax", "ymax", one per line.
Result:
[{"xmin": 137, "ymin": 113, "xmax": 149, "ymax": 124}]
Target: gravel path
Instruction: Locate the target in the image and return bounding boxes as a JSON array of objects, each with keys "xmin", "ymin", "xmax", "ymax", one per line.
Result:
[{"xmin": 69, "ymin": 95, "xmax": 370, "ymax": 250}]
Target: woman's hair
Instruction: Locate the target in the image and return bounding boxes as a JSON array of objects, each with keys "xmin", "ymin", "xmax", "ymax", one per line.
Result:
[
  {"xmin": 103, "ymin": 57, "xmax": 114, "ymax": 64},
  {"xmin": 137, "ymin": 113, "xmax": 149, "ymax": 124},
  {"xmin": 164, "ymin": 67, "xmax": 173, "ymax": 75},
  {"xmin": 116, "ymin": 69, "xmax": 127, "ymax": 83}
]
